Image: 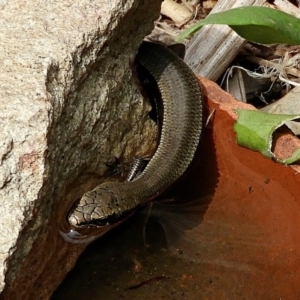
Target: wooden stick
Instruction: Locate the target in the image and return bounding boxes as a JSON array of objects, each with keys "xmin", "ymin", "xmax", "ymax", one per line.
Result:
[
  {"xmin": 161, "ymin": 0, "xmax": 193, "ymax": 27},
  {"xmin": 184, "ymin": 0, "xmax": 267, "ymax": 81}
]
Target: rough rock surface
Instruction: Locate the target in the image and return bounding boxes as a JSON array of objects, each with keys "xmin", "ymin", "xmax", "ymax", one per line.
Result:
[{"xmin": 0, "ymin": 0, "xmax": 161, "ymax": 299}]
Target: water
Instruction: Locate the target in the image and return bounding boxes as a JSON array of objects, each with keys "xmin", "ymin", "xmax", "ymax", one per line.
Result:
[{"xmin": 53, "ymin": 209, "xmax": 206, "ymax": 300}]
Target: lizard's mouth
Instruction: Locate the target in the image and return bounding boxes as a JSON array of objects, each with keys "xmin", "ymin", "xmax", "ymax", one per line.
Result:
[
  {"xmin": 59, "ymin": 227, "xmax": 111, "ymax": 244},
  {"xmin": 60, "ymin": 209, "xmax": 136, "ymax": 244},
  {"xmin": 70, "ymin": 209, "xmax": 136, "ymax": 228},
  {"xmin": 59, "ymin": 210, "xmax": 135, "ymax": 244}
]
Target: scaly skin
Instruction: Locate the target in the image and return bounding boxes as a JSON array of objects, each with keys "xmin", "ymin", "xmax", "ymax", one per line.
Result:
[{"xmin": 68, "ymin": 41, "xmax": 203, "ymax": 227}]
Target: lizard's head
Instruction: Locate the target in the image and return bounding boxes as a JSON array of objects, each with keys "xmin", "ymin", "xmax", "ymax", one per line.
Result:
[
  {"xmin": 61, "ymin": 183, "xmax": 135, "ymax": 243},
  {"xmin": 67, "ymin": 184, "xmax": 134, "ymax": 228}
]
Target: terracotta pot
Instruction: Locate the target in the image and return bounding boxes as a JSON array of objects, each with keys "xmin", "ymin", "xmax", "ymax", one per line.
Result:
[{"xmin": 168, "ymin": 77, "xmax": 300, "ymax": 298}]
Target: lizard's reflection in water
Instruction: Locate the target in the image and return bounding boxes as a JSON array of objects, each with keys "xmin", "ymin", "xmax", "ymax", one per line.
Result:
[{"xmin": 143, "ymin": 196, "xmax": 211, "ymax": 253}]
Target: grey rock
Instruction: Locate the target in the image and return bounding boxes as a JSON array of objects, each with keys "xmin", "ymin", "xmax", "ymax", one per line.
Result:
[
  {"xmin": 261, "ymin": 86, "xmax": 300, "ymax": 115},
  {"xmin": 0, "ymin": 0, "xmax": 161, "ymax": 299}
]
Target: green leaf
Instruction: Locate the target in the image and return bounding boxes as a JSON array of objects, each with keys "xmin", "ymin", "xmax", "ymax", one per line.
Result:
[
  {"xmin": 234, "ymin": 109, "xmax": 300, "ymax": 164},
  {"xmin": 177, "ymin": 7, "xmax": 300, "ymax": 45}
]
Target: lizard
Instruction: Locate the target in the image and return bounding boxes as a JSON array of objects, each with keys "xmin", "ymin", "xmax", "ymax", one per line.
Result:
[{"xmin": 67, "ymin": 41, "xmax": 203, "ymax": 234}]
